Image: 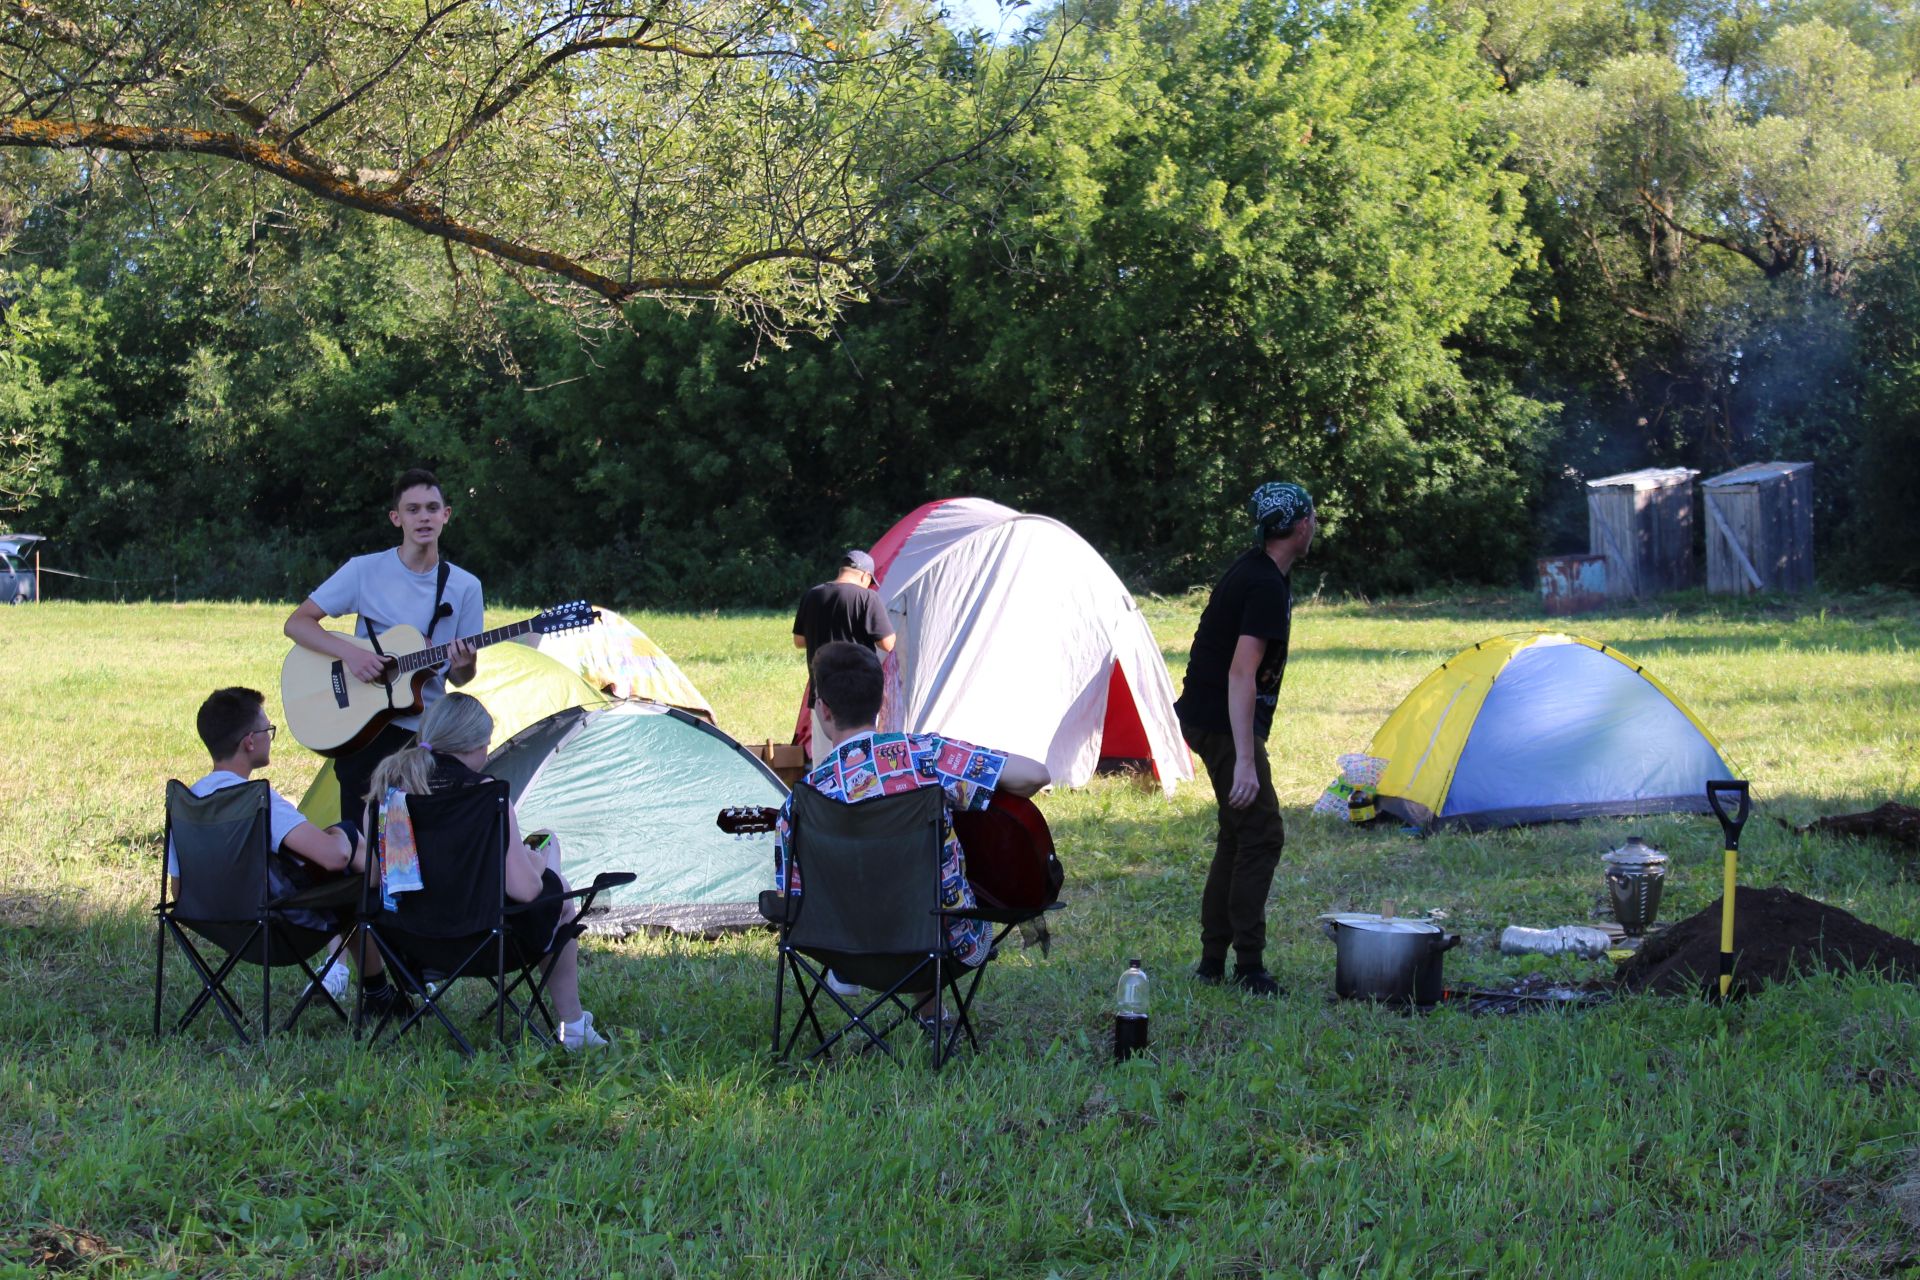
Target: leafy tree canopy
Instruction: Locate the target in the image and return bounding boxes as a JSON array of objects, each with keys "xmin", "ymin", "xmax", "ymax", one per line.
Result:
[{"xmin": 0, "ymin": 0, "xmax": 1058, "ymax": 337}]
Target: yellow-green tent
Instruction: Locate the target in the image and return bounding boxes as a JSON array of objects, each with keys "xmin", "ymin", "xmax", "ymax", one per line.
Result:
[
  {"xmin": 298, "ymin": 642, "xmax": 610, "ymax": 824},
  {"xmin": 1367, "ymin": 632, "xmax": 1732, "ymax": 831},
  {"xmin": 522, "ymin": 605, "xmax": 712, "ymax": 720}
]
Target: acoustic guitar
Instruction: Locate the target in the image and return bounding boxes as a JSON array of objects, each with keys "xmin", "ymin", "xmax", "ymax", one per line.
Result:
[
  {"xmin": 716, "ymin": 791, "xmax": 1063, "ymax": 915},
  {"xmin": 281, "ymin": 601, "xmax": 597, "ymax": 756}
]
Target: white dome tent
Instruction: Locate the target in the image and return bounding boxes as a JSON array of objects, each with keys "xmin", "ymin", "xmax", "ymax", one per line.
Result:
[{"xmin": 815, "ymin": 497, "xmax": 1194, "ymax": 795}]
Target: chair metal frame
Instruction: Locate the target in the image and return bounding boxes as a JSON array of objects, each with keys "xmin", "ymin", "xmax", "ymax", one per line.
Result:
[
  {"xmin": 766, "ymin": 786, "xmax": 1048, "ymax": 1069},
  {"xmin": 154, "ymin": 778, "xmax": 355, "ymax": 1044},
  {"xmin": 357, "ymin": 778, "xmax": 631, "ymax": 1057}
]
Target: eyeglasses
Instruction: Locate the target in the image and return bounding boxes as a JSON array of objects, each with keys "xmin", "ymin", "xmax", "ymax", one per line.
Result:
[{"xmin": 250, "ymin": 723, "xmax": 278, "ymax": 741}]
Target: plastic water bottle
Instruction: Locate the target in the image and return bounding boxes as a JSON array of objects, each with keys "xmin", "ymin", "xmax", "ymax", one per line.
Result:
[
  {"xmin": 1114, "ymin": 959, "xmax": 1150, "ymax": 1062},
  {"xmin": 1498, "ymin": 925, "xmax": 1612, "ymax": 960}
]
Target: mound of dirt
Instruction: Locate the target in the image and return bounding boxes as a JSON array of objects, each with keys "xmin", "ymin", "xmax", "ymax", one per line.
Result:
[
  {"xmin": 1615, "ymin": 886, "xmax": 1920, "ymax": 997},
  {"xmin": 1788, "ymin": 801, "xmax": 1920, "ymax": 850}
]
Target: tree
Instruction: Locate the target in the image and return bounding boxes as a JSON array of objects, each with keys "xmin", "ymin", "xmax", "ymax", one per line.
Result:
[
  {"xmin": 861, "ymin": 0, "xmax": 1543, "ymax": 588},
  {"xmin": 1436, "ymin": 0, "xmax": 1920, "ymax": 570},
  {"xmin": 1465, "ymin": 0, "xmax": 1919, "ymax": 456},
  {"xmin": 0, "ymin": 260, "xmax": 103, "ymax": 515},
  {"xmin": 0, "ymin": 0, "xmax": 1061, "ymax": 338}
]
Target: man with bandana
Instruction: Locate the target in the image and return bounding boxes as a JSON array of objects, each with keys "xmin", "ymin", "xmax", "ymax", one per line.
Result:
[{"xmin": 1174, "ymin": 481, "xmax": 1316, "ymax": 996}]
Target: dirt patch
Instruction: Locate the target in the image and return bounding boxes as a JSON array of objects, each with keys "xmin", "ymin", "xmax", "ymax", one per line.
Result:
[
  {"xmin": 1787, "ymin": 801, "xmax": 1920, "ymax": 851},
  {"xmin": 1615, "ymin": 886, "xmax": 1920, "ymax": 997},
  {"xmin": 25, "ymin": 1224, "xmax": 118, "ymax": 1272}
]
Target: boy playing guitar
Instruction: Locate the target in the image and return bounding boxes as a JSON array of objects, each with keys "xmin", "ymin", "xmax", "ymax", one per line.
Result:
[{"xmin": 283, "ymin": 468, "xmax": 483, "ymax": 823}]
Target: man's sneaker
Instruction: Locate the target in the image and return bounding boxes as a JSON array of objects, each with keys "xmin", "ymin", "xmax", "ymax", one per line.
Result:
[
  {"xmin": 1229, "ymin": 966, "xmax": 1283, "ymax": 997},
  {"xmin": 1194, "ymin": 959, "xmax": 1226, "ymax": 985},
  {"xmin": 823, "ymin": 969, "xmax": 862, "ymax": 997},
  {"xmin": 560, "ymin": 1010, "xmax": 609, "ymax": 1052}
]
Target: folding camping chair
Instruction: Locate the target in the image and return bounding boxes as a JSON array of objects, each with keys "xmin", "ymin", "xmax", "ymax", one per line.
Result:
[
  {"xmin": 763, "ymin": 785, "xmax": 1037, "ymax": 1069},
  {"xmin": 357, "ymin": 778, "xmax": 632, "ymax": 1057},
  {"xmin": 153, "ymin": 779, "xmax": 356, "ymax": 1043}
]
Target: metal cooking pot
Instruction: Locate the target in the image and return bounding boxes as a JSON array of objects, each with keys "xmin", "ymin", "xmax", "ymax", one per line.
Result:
[{"xmin": 1319, "ymin": 913, "xmax": 1462, "ymax": 1007}]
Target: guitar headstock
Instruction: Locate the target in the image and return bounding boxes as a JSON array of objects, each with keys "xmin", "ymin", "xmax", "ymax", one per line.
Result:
[
  {"xmin": 534, "ymin": 600, "xmax": 599, "ymax": 635},
  {"xmin": 716, "ymin": 805, "xmax": 782, "ymax": 835}
]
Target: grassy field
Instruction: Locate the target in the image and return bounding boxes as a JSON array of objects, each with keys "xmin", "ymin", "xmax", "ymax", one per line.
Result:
[{"xmin": 3, "ymin": 591, "xmax": 1919, "ymax": 1278}]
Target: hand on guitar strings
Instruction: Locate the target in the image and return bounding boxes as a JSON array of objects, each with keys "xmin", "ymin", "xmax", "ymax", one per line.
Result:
[{"xmin": 344, "ymin": 647, "xmax": 394, "ymax": 684}]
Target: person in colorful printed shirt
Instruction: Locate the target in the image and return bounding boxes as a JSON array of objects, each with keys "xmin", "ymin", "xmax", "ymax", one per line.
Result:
[{"xmin": 772, "ymin": 641, "xmax": 1050, "ymax": 969}]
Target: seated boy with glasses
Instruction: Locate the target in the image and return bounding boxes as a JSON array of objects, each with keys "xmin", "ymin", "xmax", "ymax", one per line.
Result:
[{"xmin": 167, "ymin": 687, "xmax": 392, "ymax": 1006}]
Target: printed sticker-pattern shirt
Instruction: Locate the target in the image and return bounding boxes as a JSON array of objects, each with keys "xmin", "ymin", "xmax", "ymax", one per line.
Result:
[{"xmin": 773, "ymin": 731, "xmax": 1007, "ymax": 967}]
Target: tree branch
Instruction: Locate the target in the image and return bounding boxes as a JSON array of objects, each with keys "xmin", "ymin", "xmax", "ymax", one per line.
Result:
[
  {"xmin": 281, "ymin": 0, "xmax": 472, "ymax": 147},
  {"xmin": 381, "ymin": 26, "xmax": 861, "ymax": 197},
  {"xmin": 6, "ymin": 0, "xmax": 398, "ymax": 185},
  {"xmin": 0, "ymin": 116, "xmax": 851, "ymax": 300},
  {"xmin": 1636, "ymin": 188, "xmax": 1791, "ymax": 278}
]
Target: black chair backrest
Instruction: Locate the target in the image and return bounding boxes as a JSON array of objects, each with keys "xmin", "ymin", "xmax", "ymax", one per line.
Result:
[
  {"xmin": 383, "ymin": 779, "xmax": 510, "ymax": 939},
  {"xmin": 167, "ymin": 779, "xmax": 271, "ymax": 923},
  {"xmin": 788, "ymin": 784, "xmax": 946, "ymax": 956}
]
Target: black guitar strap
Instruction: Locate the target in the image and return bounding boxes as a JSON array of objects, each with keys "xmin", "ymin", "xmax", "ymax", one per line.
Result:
[{"xmin": 426, "ymin": 560, "xmax": 451, "ymax": 640}]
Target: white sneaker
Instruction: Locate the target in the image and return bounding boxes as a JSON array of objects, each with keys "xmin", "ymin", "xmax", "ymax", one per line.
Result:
[
  {"xmin": 306, "ymin": 952, "xmax": 350, "ymax": 1004},
  {"xmin": 560, "ymin": 1010, "xmax": 609, "ymax": 1052},
  {"xmin": 824, "ymin": 969, "xmax": 861, "ymax": 997}
]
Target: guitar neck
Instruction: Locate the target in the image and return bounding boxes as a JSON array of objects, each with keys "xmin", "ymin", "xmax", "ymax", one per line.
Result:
[{"xmin": 394, "ymin": 618, "xmax": 536, "ymax": 673}]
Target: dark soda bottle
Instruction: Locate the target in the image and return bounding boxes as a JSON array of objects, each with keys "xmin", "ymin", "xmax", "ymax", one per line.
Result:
[{"xmin": 1114, "ymin": 958, "xmax": 1150, "ymax": 1061}]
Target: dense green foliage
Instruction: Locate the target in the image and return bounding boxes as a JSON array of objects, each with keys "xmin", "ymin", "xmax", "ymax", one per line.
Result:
[
  {"xmin": 5, "ymin": 594, "xmax": 1920, "ymax": 1275},
  {"xmin": 2, "ymin": 0, "xmax": 1917, "ymax": 603}
]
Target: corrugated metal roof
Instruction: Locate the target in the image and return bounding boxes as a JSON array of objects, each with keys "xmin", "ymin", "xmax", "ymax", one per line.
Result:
[
  {"xmin": 1586, "ymin": 467, "xmax": 1699, "ymax": 490},
  {"xmin": 1702, "ymin": 461, "xmax": 1814, "ymax": 487}
]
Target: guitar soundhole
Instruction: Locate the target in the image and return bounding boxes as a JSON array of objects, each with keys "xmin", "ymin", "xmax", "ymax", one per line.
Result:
[{"xmin": 329, "ymin": 662, "xmax": 349, "ymax": 708}]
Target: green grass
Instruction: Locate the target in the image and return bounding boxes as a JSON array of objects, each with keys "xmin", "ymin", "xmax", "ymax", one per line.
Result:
[{"xmin": 4, "ymin": 591, "xmax": 1920, "ymax": 1278}]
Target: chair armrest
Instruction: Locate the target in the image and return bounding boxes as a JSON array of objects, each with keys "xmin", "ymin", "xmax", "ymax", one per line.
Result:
[{"xmin": 506, "ymin": 870, "xmax": 637, "ymax": 921}]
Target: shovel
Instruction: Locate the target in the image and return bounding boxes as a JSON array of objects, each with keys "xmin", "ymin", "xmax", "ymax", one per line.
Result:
[{"xmin": 1706, "ymin": 779, "xmax": 1751, "ymax": 1001}]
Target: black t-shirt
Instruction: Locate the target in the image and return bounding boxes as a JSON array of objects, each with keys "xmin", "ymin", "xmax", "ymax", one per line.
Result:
[
  {"xmin": 1174, "ymin": 548, "xmax": 1293, "ymax": 740},
  {"xmin": 429, "ymin": 753, "xmax": 486, "ymax": 792},
  {"xmin": 793, "ymin": 581, "xmax": 894, "ymax": 663}
]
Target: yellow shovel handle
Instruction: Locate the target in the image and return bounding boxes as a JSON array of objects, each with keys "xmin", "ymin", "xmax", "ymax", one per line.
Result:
[{"xmin": 1718, "ymin": 847, "xmax": 1738, "ymax": 998}]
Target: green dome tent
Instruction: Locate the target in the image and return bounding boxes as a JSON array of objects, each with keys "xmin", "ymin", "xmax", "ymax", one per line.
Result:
[{"xmin": 485, "ymin": 702, "xmax": 787, "ymax": 934}]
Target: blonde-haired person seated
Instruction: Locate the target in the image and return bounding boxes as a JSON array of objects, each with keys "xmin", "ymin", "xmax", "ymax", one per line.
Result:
[{"xmin": 362, "ymin": 692, "xmax": 608, "ymax": 1050}]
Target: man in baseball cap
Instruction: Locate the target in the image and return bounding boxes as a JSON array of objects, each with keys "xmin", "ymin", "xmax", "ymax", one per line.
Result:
[
  {"xmin": 1172, "ymin": 480, "xmax": 1317, "ymax": 996},
  {"xmin": 792, "ymin": 548, "xmax": 895, "ymax": 764}
]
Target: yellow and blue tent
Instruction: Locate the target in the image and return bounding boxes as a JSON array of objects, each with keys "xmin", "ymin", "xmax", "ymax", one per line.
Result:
[
  {"xmin": 297, "ymin": 641, "xmax": 612, "ymax": 826},
  {"xmin": 1368, "ymin": 632, "xmax": 1732, "ymax": 832}
]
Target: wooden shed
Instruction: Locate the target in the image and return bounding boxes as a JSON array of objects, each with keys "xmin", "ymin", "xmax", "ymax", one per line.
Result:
[
  {"xmin": 1586, "ymin": 467, "xmax": 1698, "ymax": 598},
  {"xmin": 1701, "ymin": 461, "xmax": 1814, "ymax": 595}
]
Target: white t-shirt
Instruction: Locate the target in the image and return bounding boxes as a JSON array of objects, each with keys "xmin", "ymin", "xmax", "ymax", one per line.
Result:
[
  {"xmin": 165, "ymin": 770, "xmax": 309, "ymax": 876},
  {"xmin": 309, "ymin": 549, "xmax": 485, "ymax": 730}
]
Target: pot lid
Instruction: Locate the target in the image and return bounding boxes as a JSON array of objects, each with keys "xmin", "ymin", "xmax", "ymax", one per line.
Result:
[
  {"xmin": 1318, "ymin": 912, "xmax": 1444, "ymax": 935},
  {"xmin": 1602, "ymin": 835, "xmax": 1668, "ymax": 866}
]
